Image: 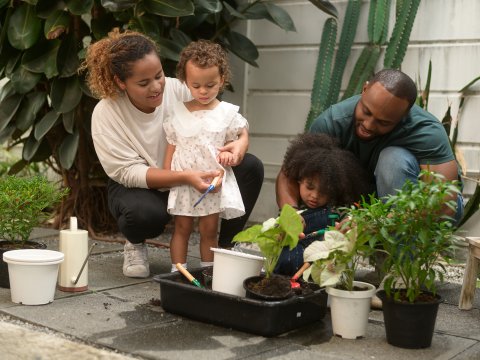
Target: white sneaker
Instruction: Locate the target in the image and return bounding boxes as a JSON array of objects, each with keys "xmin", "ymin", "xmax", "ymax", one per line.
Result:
[{"xmin": 123, "ymin": 241, "xmax": 149, "ymax": 278}]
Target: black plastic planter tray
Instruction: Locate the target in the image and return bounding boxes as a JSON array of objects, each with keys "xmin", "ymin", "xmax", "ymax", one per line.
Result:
[{"xmin": 153, "ymin": 267, "xmax": 327, "ymax": 337}]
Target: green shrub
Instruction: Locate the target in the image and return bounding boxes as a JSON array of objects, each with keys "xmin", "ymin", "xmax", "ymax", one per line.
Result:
[{"xmin": 0, "ymin": 176, "xmax": 68, "ymax": 243}]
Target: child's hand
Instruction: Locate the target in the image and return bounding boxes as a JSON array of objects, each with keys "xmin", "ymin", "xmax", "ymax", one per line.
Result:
[{"xmin": 217, "ymin": 151, "xmax": 235, "ymax": 166}]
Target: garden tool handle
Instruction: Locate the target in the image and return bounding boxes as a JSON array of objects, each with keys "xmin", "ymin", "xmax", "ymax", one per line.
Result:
[
  {"xmin": 176, "ymin": 263, "xmax": 203, "ymax": 288},
  {"xmin": 292, "ymin": 263, "xmax": 311, "ymax": 281},
  {"xmin": 72, "ymin": 243, "xmax": 96, "ymax": 285}
]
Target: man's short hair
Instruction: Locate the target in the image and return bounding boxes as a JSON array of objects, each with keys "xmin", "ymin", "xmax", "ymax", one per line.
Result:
[{"xmin": 369, "ymin": 69, "xmax": 418, "ymax": 109}]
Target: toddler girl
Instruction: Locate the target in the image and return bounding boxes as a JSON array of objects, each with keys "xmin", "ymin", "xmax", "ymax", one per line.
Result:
[{"xmin": 163, "ymin": 40, "xmax": 247, "ymax": 271}]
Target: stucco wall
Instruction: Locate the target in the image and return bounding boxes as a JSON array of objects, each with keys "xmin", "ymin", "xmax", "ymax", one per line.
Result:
[{"xmin": 224, "ymin": 0, "xmax": 480, "ymax": 222}]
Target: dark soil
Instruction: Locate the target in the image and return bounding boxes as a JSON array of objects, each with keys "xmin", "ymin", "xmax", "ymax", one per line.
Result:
[
  {"xmin": 149, "ymin": 298, "xmax": 162, "ymax": 306},
  {"xmin": 246, "ymin": 274, "xmax": 293, "ymax": 299},
  {"xmin": 393, "ymin": 290, "xmax": 439, "ymax": 304}
]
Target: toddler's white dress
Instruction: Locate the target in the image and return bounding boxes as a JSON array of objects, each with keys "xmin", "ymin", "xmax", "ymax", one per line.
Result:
[{"xmin": 163, "ymin": 101, "xmax": 246, "ymax": 219}]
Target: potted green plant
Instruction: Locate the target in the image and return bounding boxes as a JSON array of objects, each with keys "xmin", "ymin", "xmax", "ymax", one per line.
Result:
[
  {"xmin": 232, "ymin": 204, "xmax": 304, "ymax": 300},
  {"xmin": 302, "ymin": 228, "xmax": 377, "ymax": 339},
  {"xmin": 349, "ymin": 170, "xmax": 461, "ymax": 348},
  {"xmin": 0, "ymin": 175, "xmax": 68, "ymax": 288}
]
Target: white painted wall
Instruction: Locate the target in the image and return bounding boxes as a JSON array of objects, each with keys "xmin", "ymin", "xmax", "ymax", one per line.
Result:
[{"xmin": 224, "ymin": 0, "xmax": 480, "ymax": 222}]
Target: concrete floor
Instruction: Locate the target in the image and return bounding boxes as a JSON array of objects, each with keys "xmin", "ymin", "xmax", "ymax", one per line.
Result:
[{"xmin": 0, "ymin": 227, "xmax": 479, "ymax": 360}]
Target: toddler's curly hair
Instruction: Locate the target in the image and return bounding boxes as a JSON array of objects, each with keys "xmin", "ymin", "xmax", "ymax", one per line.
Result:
[
  {"xmin": 283, "ymin": 133, "xmax": 372, "ymax": 206},
  {"xmin": 176, "ymin": 39, "xmax": 231, "ymax": 92}
]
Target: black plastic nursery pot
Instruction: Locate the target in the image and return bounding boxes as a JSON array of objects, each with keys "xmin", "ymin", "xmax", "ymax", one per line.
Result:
[
  {"xmin": 377, "ymin": 290, "xmax": 441, "ymax": 349},
  {"xmin": 154, "ymin": 267, "xmax": 327, "ymax": 337},
  {"xmin": 243, "ymin": 274, "xmax": 294, "ymax": 301},
  {"xmin": 0, "ymin": 241, "xmax": 46, "ymax": 288}
]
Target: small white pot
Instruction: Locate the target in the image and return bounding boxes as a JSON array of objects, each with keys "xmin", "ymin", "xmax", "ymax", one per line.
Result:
[
  {"xmin": 3, "ymin": 249, "xmax": 64, "ymax": 305},
  {"xmin": 326, "ymin": 281, "xmax": 376, "ymax": 339},
  {"xmin": 211, "ymin": 247, "xmax": 264, "ymax": 297}
]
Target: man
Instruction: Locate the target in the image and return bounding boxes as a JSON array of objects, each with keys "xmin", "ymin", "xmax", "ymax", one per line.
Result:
[{"xmin": 276, "ymin": 69, "xmax": 463, "ymax": 222}]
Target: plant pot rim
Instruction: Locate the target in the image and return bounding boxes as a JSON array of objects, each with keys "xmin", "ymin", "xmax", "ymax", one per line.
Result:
[
  {"xmin": 211, "ymin": 247, "xmax": 265, "ymax": 261},
  {"xmin": 326, "ymin": 281, "xmax": 376, "ymax": 298},
  {"xmin": 3, "ymin": 249, "xmax": 64, "ymax": 264},
  {"xmin": 376, "ymin": 289, "xmax": 442, "ymax": 305}
]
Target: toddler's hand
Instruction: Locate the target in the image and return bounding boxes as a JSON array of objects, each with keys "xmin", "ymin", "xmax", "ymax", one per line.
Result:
[{"xmin": 217, "ymin": 151, "xmax": 235, "ymax": 166}]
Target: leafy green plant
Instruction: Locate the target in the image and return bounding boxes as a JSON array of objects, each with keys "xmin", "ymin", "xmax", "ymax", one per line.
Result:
[
  {"xmin": 0, "ymin": 0, "xmax": 320, "ymax": 234},
  {"xmin": 303, "ymin": 228, "xmax": 375, "ymax": 291},
  {"xmin": 232, "ymin": 204, "xmax": 303, "ymax": 277},
  {"xmin": 0, "ymin": 175, "xmax": 69, "ymax": 243},
  {"xmin": 349, "ymin": 170, "xmax": 461, "ymax": 303}
]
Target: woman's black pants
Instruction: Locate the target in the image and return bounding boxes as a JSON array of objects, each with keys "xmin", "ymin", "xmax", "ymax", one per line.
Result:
[{"xmin": 107, "ymin": 153, "xmax": 264, "ymax": 247}]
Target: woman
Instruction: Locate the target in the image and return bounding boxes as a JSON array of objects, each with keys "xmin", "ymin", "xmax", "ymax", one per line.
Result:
[{"xmin": 80, "ymin": 29, "xmax": 263, "ymax": 278}]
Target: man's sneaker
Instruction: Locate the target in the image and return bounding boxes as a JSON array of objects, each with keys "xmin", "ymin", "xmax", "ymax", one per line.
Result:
[{"xmin": 123, "ymin": 241, "xmax": 149, "ymax": 278}]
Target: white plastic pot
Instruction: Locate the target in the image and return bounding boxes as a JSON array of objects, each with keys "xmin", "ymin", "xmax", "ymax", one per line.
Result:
[
  {"xmin": 326, "ymin": 281, "xmax": 376, "ymax": 339},
  {"xmin": 3, "ymin": 249, "xmax": 64, "ymax": 305},
  {"xmin": 211, "ymin": 247, "xmax": 264, "ymax": 297}
]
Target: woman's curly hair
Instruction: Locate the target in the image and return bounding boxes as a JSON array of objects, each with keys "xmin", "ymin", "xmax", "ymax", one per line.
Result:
[
  {"xmin": 79, "ymin": 29, "xmax": 159, "ymax": 99},
  {"xmin": 176, "ymin": 39, "xmax": 231, "ymax": 92},
  {"xmin": 283, "ymin": 133, "xmax": 373, "ymax": 206}
]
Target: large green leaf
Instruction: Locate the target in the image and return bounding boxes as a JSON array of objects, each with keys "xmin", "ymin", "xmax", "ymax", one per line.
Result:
[
  {"xmin": 91, "ymin": 13, "xmax": 120, "ymax": 41},
  {"xmin": 51, "ymin": 76, "xmax": 82, "ymax": 113},
  {"xmin": 240, "ymin": 2, "xmax": 267, "ymax": 19},
  {"xmin": 100, "ymin": 0, "xmax": 136, "ymax": 12},
  {"xmin": 157, "ymin": 37, "xmax": 184, "ymax": 61},
  {"xmin": 0, "ymin": 80, "xmax": 14, "ymax": 103},
  {"xmin": 136, "ymin": 13, "xmax": 161, "ymax": 42},
  {"xmin": 194, "ymin": 0, "xmax": 222, "ymax": 14},
  {"xmin": 0, "ymin": 42, "xmax": 18, "ymax": 77},
  {"xmin": 65, "ymin": 0, "xmax": 93, "ymax": 15},
  {"xmin": 7, "ymin": 158, "xmax": 28, "ymax": 175},
  {"xmin": 143, "ymin": 0, "xmax": 194, "ymax": 17},
  {"xmin": 10, "ymin": 65, "xmax": 42, "ymax": 93},
  {"xmin": 0, "ymin": 0, "xmax": 10, "ymax": 9},
  {"xmin": 7, "ymin": 3, "xmax": 42, "ymax": 50},
  {"xmin": 264, "ymin": 3, "xmax": 296, "ymax": 32},
  {"xmin": 0, "ymin": 123, "xmax": 16, "ymax": 144},
  {"xmin": 34, "ymin": 109, "xmax": 60, "ymax": 140},
  {"xmin": 5, "ymin": 52, "xmax": 21, "ymax": 77},
  {"xmin": 308, "ymin": 0, "xmax": 338, "ymax": 18},
  {"xmin": 57, "ymin": 33, "xmax": 80, "ymax": 78},
  {"xmin": 15, "ymin": 91, "xmax": 46, "ymax": 131},
  {"xmin": 222, "ymin": 2, "xmax": 246, "ymax": 19},
  {"xmin": 22, "ymin": 39, "xmax": 60, "ymax": 78},
  {"xmin": 22, "ymin": 0, "xmax": 38, "ymax": 5},
  {"xmin": 225, "ymin": 31, "xmax": 258, "ymax": 67},
  {"xmin": 44, "ymin": 10, "xmax": 70, "ymax": 39},
  {"xmin": 62, "ymin": 109, "xmax": 75, "ymax": 134},
  {"xmin": 0, "ymin": 93, "xmax": 23, "ymax": 132},
  {"xmin": 22, "ymin": 133, "xmax": 41, "ymax": 160},
  {"xmin": 169, "ymin": 28, "xmax": 191, "ymax": 48},
  {"xmin": 59, "ymin": 129, "xmax": 79, "ymax": 169},
  {"xmin": 35, "ymin": 0, "xmax": 64, "ymax": 19}
]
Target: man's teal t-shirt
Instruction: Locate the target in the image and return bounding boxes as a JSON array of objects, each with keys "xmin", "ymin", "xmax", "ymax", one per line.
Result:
[{"xmin": 309, "ymin": 95, "xmax": 455, "ymax": 175}]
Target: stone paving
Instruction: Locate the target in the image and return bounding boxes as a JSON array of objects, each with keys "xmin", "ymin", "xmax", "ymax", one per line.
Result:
[{"xmin": 0, "ymin": 228, "xmax": 479, "ymax": 360}]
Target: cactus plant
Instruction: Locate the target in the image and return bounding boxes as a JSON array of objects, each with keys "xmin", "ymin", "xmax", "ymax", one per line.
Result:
[
  {"xmin": 325, "ymin": 0, "xmax": 361, "ymax": 108},
  {"xmin": 306, "ymin": 0, "xmax": 420, "ymax": 129},
  {"xmin": 383, "ymin": 0, "xmax": 421, "ymax": 69},
  {"xmin": 305, "ymin": 17, "xmax": 337, "ymax": 131}
]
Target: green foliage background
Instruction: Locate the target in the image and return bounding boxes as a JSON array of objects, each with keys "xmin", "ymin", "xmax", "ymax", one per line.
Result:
[{"xmin": 0, "ymin": 0, "xmax": 334, "ymax": 234}]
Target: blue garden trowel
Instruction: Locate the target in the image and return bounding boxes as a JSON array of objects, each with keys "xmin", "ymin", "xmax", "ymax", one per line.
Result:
[{"xmin": 193, "ymin": 174, "xmax": 222, "ymax": 208}]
